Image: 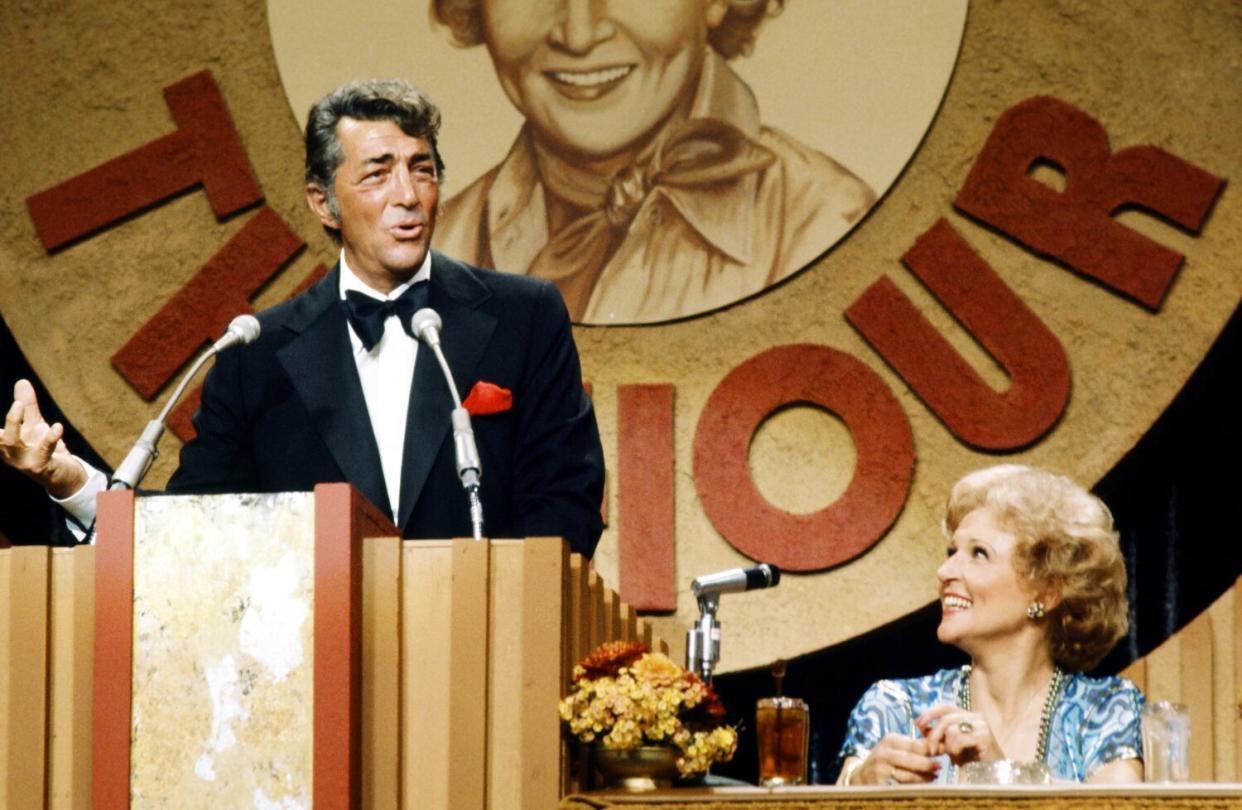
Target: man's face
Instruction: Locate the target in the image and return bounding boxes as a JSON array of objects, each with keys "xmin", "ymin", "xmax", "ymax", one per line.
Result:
[
  {"xmin": 307, "ymin": 117, "xmax": 439, "ymax": 292},
  {"xmin": 481, "ymin": 0, "xmax": 727, "ymax": 163}
]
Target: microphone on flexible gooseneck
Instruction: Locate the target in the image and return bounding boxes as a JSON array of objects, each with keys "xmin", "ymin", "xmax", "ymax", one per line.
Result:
[
  {"xmin": 410, "ymin": 308, "xmax": 485, "ymax": 541},
  {"xmin": 109, "ymin": 314, "xmax": 261, "ymax": 491}
]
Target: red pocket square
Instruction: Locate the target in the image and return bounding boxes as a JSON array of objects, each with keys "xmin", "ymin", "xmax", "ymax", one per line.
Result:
[{"xmin": 463, "ymin": 381, "xmax": 513, "ymax": 416}]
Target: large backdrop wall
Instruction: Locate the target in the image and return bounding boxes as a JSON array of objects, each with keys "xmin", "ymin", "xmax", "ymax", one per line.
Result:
[{"xmin": 2, "ymin": 0, "xmax": 1239, "ymax": 783}]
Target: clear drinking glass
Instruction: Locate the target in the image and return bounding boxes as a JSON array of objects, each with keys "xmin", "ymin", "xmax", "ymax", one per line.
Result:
[
  {"xmin": 756, "ymin": 696, "xmax": 809, "ymax": 786},
  {"xmin": 1141, "ymin": 701, "xmax": 1190, "ymax": 782}
]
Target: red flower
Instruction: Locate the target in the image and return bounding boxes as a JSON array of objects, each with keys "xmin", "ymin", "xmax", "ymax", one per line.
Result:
[
  {"xmin": 463, "ymin": 381, "xmax": 513, "ymax": 416},
  {"xmin": 576, "ymin": 641, "xmax": 648, "ymax": 681},
  {"xmin": 701, "ymin": 685, "xmax": 728, "ymax": 719}
]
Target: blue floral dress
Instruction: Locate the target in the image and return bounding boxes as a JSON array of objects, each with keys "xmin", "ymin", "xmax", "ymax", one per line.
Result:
[{"xmin": 837, "ymin": 667, "xmax": 1144, "ymax": 782}]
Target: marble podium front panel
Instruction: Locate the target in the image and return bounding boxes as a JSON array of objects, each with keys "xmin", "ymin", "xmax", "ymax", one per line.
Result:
[{"xmin": 130, "ymin": 492, "xmax": 315, "ymax": 808}]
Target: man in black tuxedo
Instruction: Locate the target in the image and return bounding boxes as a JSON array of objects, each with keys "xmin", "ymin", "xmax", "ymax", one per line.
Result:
[{"xmin": 1, "ymin": 79, "xmax": 605, "ymax": 557}]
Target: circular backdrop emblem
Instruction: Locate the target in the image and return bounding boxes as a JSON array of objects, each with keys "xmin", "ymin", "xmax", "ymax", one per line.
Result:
[{"xmin": 267, "ymin": 0, "xmax": 967, "ymax": 324}]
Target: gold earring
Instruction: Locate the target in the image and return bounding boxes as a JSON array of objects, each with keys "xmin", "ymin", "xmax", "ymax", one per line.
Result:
[{"xmin": 1026, "ymin": 601, "xmax": 1046, "ymax": 620}]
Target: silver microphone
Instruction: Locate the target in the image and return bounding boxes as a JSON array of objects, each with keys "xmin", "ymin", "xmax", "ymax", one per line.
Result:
[
  {"xmin": 686, "ymin": 563, "xmax": 781, "ymax": 683},
  {"xmin": 691, "ymin": 563, "xmax": 782, "ymax": 598},
  {"xmin": 109, "ymin": 314, "xmax": 261, "ymax": 490},
  {"xmin": 410, "ymin": 307, "xmax": 485, "ymax": 540}
]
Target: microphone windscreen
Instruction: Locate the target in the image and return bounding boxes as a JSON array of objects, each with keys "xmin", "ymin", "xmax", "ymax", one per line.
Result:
[
  {"xmin": 410, "ymin": 308, "xmax": 442, "ymax": 343},
  {"xmin": 228, "ymin": 314, "xmax": 261, "ymax": 345}
]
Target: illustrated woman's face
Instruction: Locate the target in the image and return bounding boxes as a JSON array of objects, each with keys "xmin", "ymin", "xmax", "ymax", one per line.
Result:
[{"xmin": 481, "ymin": 0, "xmax": 727, "ymax": 163}]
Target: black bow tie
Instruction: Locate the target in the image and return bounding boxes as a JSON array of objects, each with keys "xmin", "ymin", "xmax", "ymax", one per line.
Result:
[{"xmin": 343, "ymin": 281, "xmax": 429, "ymax": 351}]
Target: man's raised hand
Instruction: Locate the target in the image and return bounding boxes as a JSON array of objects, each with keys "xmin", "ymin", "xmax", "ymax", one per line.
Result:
[{"xmin": 1, "ymin": 379, "xmax": 87, "ymax": 498}]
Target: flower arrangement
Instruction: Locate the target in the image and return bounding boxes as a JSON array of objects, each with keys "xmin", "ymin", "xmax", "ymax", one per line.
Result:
[{"xmin": 558, "ymin": 640, "xmax": 738, "ymax": 777}]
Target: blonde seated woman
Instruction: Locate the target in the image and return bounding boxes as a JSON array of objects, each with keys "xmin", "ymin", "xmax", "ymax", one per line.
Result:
[{"xmin": 837, "ymin": 465, "xmax": 1144, "ymax": 785}]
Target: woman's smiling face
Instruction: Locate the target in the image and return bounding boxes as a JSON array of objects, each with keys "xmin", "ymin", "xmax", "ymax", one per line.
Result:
[
  {"xmin": 936, "ymin": 506, "xmax": 1040, "ymax": 652},
  {"xmin": 480, "ymin": 0, "xmax": 727, "ymax": 162}
]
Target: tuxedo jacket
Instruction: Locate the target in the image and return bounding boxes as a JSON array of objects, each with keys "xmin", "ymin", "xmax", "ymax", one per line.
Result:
[{"xmin": 166, "ymin": 252, "xmax": 605, "ymax": 557}]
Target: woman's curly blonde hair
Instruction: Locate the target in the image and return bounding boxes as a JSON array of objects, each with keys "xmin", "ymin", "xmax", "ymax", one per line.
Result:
[
  {"xmin": 431, "ymin": 0, "xmax": 786, "ymax": 59},
  {"xmin": 944, "ymin": 464, "xmax": 1130, "ymax": 672}
]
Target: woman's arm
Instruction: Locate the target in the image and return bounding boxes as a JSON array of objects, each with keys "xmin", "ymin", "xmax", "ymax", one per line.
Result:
[
  {"xmin": 1086, "ymin": 757, "xmax": 1143, "ymax": 784},
  {"xmin": 1080, "ymin": 677, "xmax": 1146, "ymax": 782}
]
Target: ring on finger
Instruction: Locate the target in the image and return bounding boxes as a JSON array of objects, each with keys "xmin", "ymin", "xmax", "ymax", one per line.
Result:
[
  {"xmin": 958, "ymin": 720, "xmax": 974, "ymax": 734},
  {"xmin": 885, "ymin": 774, "xmax": 899, "ymax": 785}
]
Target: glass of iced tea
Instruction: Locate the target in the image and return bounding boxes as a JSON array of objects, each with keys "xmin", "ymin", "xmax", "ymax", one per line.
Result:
[{"xmin": 756, "ymin": 696, "xmax": 809, "ymax": 786}]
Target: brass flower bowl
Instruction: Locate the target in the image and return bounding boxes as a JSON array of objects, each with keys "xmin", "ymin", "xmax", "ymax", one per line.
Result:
[{"xmin": 593, "ymin": 745, "xmax": 680, "ymax": 791}]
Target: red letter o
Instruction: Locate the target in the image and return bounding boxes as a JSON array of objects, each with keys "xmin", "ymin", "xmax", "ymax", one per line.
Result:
[{"xmin": 693, "ymin": 345, "xmax": 914, "ymax": 571}]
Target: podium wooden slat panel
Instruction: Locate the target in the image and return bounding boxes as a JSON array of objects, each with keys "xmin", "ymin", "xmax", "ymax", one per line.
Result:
[
  {"xmin": 93, "ymin": 489, "xmax": 134, "ymax": 810},
  {"xmin": 363, "ymin": 535, "xmax": 402, "ymax": 810},
  {"xmin": 314, "ymin": 483, "xmax": 400, "ymax": 810},
  {"xmin": 401, "ymin": 542, "xmax": 453, "ymax": 809},
  {"xmin": 603, "ymin": 588, "xmax": 618, "ymax": 642},
  {"xmin": 589, "ymin": 569, "xmax": 605, "ymax": 650},
  {"xmin": 1, "ymin": 546, "xmax": 50, "ymax": 810},
  {"xmin": 621, "ymin": 602, "xmax": 638, "ymax": 642},
  {"xmin": 1146, "ymin": 630, "xmax": 1181, "ymax": 704},
  {"xmin": 449, "ymin": 538, "xmax": 491, "ymax": 810},
  {"xmin": 569, "ymin": 555, "xmax": 589, "ymax": 684},
  {"xmin": 1182, "ymin": 611, "xmax": 1215, "ymax": 780},
  {"xmin": 489, "ymin": 542, "xmax": 524, "ymax": 809},
  {"xmin": 314, "ymin": 485, "xmax": 365, "ymax": 810},
  {"xmin": 1209, "ymin": 589, "xmax": 1236, "ymax": 781},
  {"xmin": 566, "ymin": 553, "xmax": 592, "ymax": 796},
  {"xmin": 0, "ymin": 549, "xmax": 8, "ymax": 804},
  {"xmin": 520, "ymin": 538, "xmax": 568, "ymax": 809},
  {"xmin": 48, "ymin": 548, "xmax": 93, "ymax": 809},
  {"xmin": 0, "ymin": 552, "xmax": 12, "ymax": 804}
]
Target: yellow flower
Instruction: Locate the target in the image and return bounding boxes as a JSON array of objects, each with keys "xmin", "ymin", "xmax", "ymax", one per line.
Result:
[
  {"xmin": 631, "ymin": 652, "xmax": 684, "ymax": 687},
  {"xmin": 560, "ymin": 643, "xmax": 737, "ymax": 774}
]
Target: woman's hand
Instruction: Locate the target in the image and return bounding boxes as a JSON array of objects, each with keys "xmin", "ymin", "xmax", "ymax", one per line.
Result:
[
  {"xmin": 916, "ymin": 703, "xmax": 1005, "ymax": 765},
  {"xmin": 839, "ymin": 734, "xmax": 941, "ymax": 785}
]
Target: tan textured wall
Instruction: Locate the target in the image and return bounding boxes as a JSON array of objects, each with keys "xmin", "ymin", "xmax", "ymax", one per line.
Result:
[{"xmin": 2, "ymin": 1, "xmax": 1240, "ymax": 671}]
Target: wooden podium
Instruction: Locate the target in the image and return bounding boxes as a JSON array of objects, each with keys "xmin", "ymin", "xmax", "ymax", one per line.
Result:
[{"xmin": 0, "ymin": 483, "xmax": 662, "ymax": 809}]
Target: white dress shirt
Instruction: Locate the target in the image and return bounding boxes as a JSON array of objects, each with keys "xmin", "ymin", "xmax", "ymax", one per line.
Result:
[{"xmin": 338, "ymin": 250, "xmax": 430, "ymax": 522}]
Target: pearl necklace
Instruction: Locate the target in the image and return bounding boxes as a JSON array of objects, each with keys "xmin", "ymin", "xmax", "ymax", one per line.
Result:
[{"xmin": 959, "ymin": 664, "xmax": 1065, "ymax": 763}]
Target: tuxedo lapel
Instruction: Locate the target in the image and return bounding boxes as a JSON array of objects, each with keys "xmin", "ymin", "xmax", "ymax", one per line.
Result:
[
  {"xmin": 396, "ymin": 253, "xmax": 498, "ymax": 531},
  {"xmin": 277, "ymin": 266, "xmax": 392, "ymax": 518}
]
